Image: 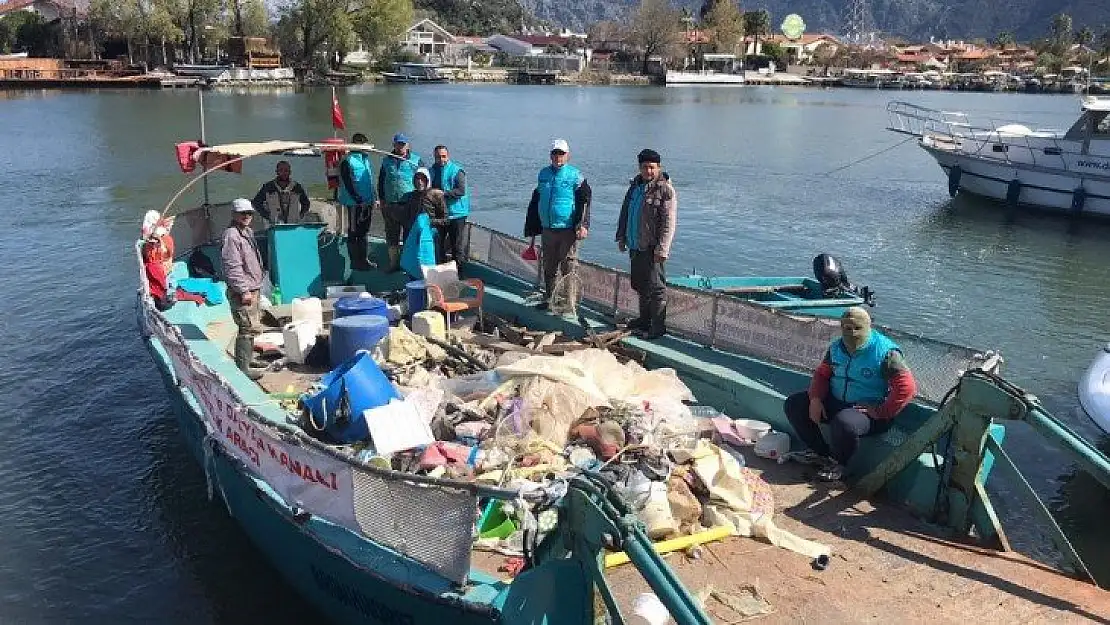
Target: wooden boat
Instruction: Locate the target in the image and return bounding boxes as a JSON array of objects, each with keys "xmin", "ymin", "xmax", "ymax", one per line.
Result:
[{"xmin": 136, "ymin": 139, "xmax": 1110, "ymax": 623}]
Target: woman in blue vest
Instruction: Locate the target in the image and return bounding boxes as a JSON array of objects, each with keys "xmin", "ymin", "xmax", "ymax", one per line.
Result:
[
  {"xmin": 784, "ymin": 307, "xmax": 918, "ymax": 481},
  {"xmin": 523, "ymin": 139, "xmax": 592, "ymax": 311},
  {"xmin": 378, "ymin": 132, "xmax": 425, "ymax": 272},
  {"xmin": 430, "ymin": 144, "xmax": 470, "ymax": 264},
  {"xmin": 337, "ymin": 133, "xmax": 376, "ymax": 271}
]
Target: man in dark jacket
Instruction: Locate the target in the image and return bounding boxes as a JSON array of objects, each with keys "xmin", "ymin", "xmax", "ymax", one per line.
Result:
[
  {"xmin": 524, "ymin": 139, "xmax": 592, "ymax": 312},
  {"xmin": 615, "ymin": 149, "xmax": 676, "ymax": 339},
  {"xmin": 220, "ymin": 199, "xmax": 266, "ymax": 380},
  {"xmin": 251, "ymin": 160, "xmax": 311, "ymax": 223}
]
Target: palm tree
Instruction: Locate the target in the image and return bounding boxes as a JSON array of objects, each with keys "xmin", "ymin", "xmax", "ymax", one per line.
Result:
[{"xmin": 993, "ymin": 31, "xmax": 1014, "ymax": 49}]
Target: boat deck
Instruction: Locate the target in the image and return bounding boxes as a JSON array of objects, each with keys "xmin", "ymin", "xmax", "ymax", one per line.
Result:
[
  {"xmin": 472, "ymin": 454, "xmax": 1110, "ymax": 623},
  {"xmin": 173, "ymin": 269, "xmax": 1110, "ymax": 624}
]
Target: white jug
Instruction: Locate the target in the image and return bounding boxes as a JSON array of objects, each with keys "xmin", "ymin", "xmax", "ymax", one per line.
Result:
[
  {"xmin": 291, "ymin": 297, "xmax": 323, "ymax": 333},
  {"xmin": 283, "ymin": 320, "xmax": 318, "ymax": 364}
]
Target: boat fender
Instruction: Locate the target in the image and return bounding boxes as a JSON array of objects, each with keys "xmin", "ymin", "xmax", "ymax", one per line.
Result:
[
  {"xmin": 947, "ymin": 166, "xmax": 962, "ymax": 198},
  {"xmin": 1006, "ymin": 179, "xmax": 1022, "ymax": 208},
  {"xmin": 1072, "ymin": 186, "xmax": 1087, "ymax": 214}
]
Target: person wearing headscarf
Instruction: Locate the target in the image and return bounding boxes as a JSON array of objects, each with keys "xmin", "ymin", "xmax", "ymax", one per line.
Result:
[
  {"xmin": 784, "ymin": 307, "xmax": 917, "ymax": 481},
  {"xmin": 615, "ymin": 148, "xmax": 676, "ymax": 339},
  {"xmin": 398, "ymin": 168, "xmax": 447, "ymax": 279}
]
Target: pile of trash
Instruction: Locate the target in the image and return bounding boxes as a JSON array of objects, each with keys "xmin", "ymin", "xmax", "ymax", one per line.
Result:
[{"xmin": 292, "ymin": 315, "xmax": 831, "ymax": 568}]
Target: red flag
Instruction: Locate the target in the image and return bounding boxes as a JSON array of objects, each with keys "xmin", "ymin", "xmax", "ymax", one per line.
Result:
[{"xmin": 331, "ymin": 88, "xmax": 345, "ymax": 130}]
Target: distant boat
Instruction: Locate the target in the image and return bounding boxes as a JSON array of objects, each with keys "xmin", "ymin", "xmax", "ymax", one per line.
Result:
[
  {"xmin": 887, "ymin": 96, "xmax": 1110, "ymax": 217},
  {"xmin": 172, "ymin": 63, "xmax": 233, "ymax": 79},
  {"xmin": 381, "ymin": 62, "xmax": 449, "ymax": 84},
  {"xmin": 665, "ymin": 53, "xmax": 745, "ymax": 86}
]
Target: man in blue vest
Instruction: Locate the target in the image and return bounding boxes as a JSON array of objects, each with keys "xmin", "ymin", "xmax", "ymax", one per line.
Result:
[
  {"xmin": 378, "ymin": 132, "xmax": 425, "ymax": 272},
  {"xmin": 430, "ymin": 144, "xmax": 469, "ymax": 264},
  {"xmin": 784, "ymin": 307, "xmax": 918, "ymax": 481},
  {"xmin": 338, "ymin": 133, "xmax": 377, "ymax": 271},
  {"xmin": 524, "ymin": 139, "xmax": 592, "ymax": 311}
]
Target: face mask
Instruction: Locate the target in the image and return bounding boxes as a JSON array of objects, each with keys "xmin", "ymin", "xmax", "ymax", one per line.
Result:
[{"xmin": 840, "ymin": 309, "xmax": 872, "ymax": 352}]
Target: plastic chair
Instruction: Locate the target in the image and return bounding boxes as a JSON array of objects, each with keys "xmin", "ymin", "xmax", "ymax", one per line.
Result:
[{"xmin": 423, "ymin": 261, "xmax": 484, "ymax": 336}]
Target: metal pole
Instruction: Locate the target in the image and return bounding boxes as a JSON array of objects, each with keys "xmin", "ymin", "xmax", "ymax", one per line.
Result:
[{"xmin": 199, "ymin": 88, "xmax": 210, "ymax": 207}]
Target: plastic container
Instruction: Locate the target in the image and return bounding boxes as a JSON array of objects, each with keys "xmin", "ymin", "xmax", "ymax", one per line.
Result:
[
  {"xmin": 734, "ymin": 418, "xmax": 772, "ymax": 443},
  {"xmin": 329, "ymin": 315, "xmax": 390, "ymax": 368},
  {"xmin": 754, "ymin": 431, "xmax": 791, "ymax": 462},
  {"xmin": 411, "ymin": 310, "xmax": 446, "ymax": 341},
  {"xmin": 301, "ymin": 351, "xmax": 400, "ymax": 443},
  {"xmin": 478, "ymin": 501, "xmax": 518, "ymax": 540},
  {"xmin": 269, "ymin": 223, "xmax": 324, "ymax": 304},
  {"xmin": 406, "ymin": 280, "xmax": 427, "ymax": 314},
  {"xmin": 283, "ymin": 320, "xmax": 318, "ymax": 365},
  {"xmin": 334, "ymin": 294, "xmax": 388, "ymax": 320},
  {"xmin": 291, "ymin": 297, "xmax": 324, "ymax": 332},
  {"xmin": 326, "ymin": 285, "xmax": 367, "ymax": 299}
]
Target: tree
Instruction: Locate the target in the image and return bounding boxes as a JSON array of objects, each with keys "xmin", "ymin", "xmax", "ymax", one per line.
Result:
[
  {"xmin": 993, "ymin": 31, "xmax": 1014, "ymax": 49},
  {"xmin": 238, "ymin": 0, "xmax": 271, "ymax": 37},
  {"xmin": 350, "ymin": 0, "xmax": 413, "ymax": 51},
  {"xmin": 1050, "ymin": 13, "xmax": 1072, "ymax": 53},
  {"xmin": 743, "ymin": 9, "xmax": 770, "ymax": 55},
  {"xmin": 812, "ymin": 41, "xmax": 837, "ymax": 71},
  {"xmin": 630, "ymin": 0, "xmax": 684, "ymax": 75},
  {"xmin": 1075, "ymin": 26, "xmax": 1094, "ymax": 46},
  {"xmin": 761, "ymin": 40, "xmax": 788, "ymax": 67},
  {"xmin": 588, "ymin": 20, "xmax": 625, "ymax": 48},
  {"xmin": 703, "ymin": 0, "xmax": 742, "ymax": 55},
  {"xmin": 276, "ymin": 0, "xmax": 353, "ymax": 71}
]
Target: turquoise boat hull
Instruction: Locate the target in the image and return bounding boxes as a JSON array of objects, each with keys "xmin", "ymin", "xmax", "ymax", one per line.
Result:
[{"xmin": 668, "ymin": 274, "xmax": 866, "ymax": 318}]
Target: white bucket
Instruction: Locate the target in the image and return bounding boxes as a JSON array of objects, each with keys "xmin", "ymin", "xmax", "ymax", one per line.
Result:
[
  {"xmin": 291, "ymin": 297, "xmax": 324, "ymax": 332},
  {"xmin": 734, "ymin": 418, "xmax": 772, "ymax": 444},
  {"xmin": 283, "ymin": 320, "xmax": 318, "ymax": 364}
]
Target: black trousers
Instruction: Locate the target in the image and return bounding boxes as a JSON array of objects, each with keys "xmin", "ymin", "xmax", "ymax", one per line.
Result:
[
  {"xmin": 438, "ymin": 217, "xmax": 466, "ymax": 264},
  {"xmin": 783, "ymin": 391, "xmax": 892, "ymax": 464},
  {"xmin": 630, "ymin": 248, "xmax": 666, "ymax": 331},
  {"xmin": 347, "ymin": 204, "xmax": 372, "ymax": 268}
]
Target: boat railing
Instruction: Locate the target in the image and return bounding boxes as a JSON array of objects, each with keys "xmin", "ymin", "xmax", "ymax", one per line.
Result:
[
  {"xmin": 463, "ymin": 222, "xmax": 999, "ymax": 405},
  {"xmin": 887, "ymin": 100, "xmax": 1108, "ymax": 180}
]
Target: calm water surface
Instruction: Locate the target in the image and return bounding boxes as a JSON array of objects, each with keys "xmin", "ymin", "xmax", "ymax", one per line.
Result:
[{"xmin": 1, "ymin": 85, "xmax": 1108, "ymax": 622}]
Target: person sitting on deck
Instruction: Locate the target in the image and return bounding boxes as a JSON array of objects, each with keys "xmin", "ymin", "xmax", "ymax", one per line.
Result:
[
  {"xmin": 252, "ymin": 160, "xmax": 311, "ymax": 224},
  {"xmin": 398, "ymin": 168, "xmax": 447, "ymax": 279},
  {"xmin": 142, "ymin": 227, "xmax": 175, "ymax": 311},
  {"xmin": 783, "ymin": 307, "xmax": 917, "ymax": 482}
]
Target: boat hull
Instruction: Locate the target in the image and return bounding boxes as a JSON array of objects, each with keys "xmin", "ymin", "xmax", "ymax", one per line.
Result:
[
  {"xmin": 143, "ymin": 338, "xmax": 499, "ymax": 625},
  {"xmin": 664, "ymin": 71, "xmax": 746, "ymax": 85},
  {"xmin": 1080, "ymin": 345, "xmax": 1110, "ymax": 434},
  {"xmin": 924, "ymin": 146, "xmax": 1110, "ymax": 217},
  {"xmin": 667, "ymin": 275, "xmax": 864, "ymax": 318},
  {"xmin": 381, "ymin": 73, "xmax": 449, "ymax": 84}
]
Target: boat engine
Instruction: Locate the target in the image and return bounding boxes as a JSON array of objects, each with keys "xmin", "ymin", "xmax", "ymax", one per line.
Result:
[{"xmin": 812, "ymin": 254, "xmax": 876, "ymax": 307}]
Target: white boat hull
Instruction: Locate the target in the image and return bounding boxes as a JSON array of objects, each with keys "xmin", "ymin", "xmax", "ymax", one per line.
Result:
[
  {"xmin": 1080, "ymin": 345, "xmax": 1110, "ymax": 434},
  {"xmin": 922, "ymin": 143, "xmax": 1110, "ymax": 217},
  {"xmin": 665, "ymin": 71, "xmax": 746, "ymax": 85}
]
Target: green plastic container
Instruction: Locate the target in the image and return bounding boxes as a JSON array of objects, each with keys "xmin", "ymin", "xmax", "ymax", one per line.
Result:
[{"xmin": 477, "ymin": 501, "xmax": 517, "ymax": 540}]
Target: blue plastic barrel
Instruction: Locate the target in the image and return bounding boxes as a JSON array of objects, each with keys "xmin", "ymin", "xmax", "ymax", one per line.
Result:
[
  {"xmin": 329, "ymin": 315, "xmax": 390, "ymax": 368},
  {"xmin": 302, "ymin": 351, "xmax": 399, "ymax": 443},
  {"xmin": 406, "ymin": 280, "xmax": 427, "ymax": 314},
  {"xmin": 334, "ymin": 295, "xmax": 388, "ymax": 319}
]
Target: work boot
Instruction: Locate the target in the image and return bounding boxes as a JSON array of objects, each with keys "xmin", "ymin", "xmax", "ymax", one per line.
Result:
[
  {"xmin": 387, "ymin": 245, "xmax": 402, "ymax": 273},
  {"xmin": 636, "ymin": 300, "xmax": 667, "ymax": 340},
  {"xmin": 235, "ymin": 336, "xmax": 265, "ymax": 381}
]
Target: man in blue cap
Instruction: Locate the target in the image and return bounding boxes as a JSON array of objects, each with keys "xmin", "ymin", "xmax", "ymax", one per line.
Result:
[{"xmin": 379, "ymin": 132, "xmax": 426, "ymax": 272}]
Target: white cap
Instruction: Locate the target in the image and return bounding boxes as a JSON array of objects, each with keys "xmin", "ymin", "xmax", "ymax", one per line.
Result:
[
  {"xmin": 550, "ymin": 139, "xmax": 570, "ymax": 153},
  {"xmin": 414, "ymin": 167, "xmax": 431, "ymax": 181},
  {"xmin": 232, "ymin": 198, "xmax": 255, "ymax": 213},
  {"xmin": 153, "ymin": 226, "xmax": 168, "ymax": 237}
]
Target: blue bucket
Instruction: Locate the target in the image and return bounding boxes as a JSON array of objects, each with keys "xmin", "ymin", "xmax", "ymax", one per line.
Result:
[
  {"xmin": 329, "ymin": 314, "xmax": 390, "ymax": 368},
  {"xmin": 334, "ymin": 295, "xmax": 388, "ymax": 319},
  {"xmin": 302, "ymin": 351, "xmax": 399, "ymax": 443},
  {"xmin": 406, "ymin": 280, "xmax": 427, "ymax": 314}
]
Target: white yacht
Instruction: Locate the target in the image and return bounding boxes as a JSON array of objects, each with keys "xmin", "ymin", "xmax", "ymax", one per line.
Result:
[
  {"xmin": 665, "ymin": 53, "xmax": 745, "ymax": 85},
  {"xmin": 887, "ymin": 96, "xmax": 1110, "ymax": 216}
]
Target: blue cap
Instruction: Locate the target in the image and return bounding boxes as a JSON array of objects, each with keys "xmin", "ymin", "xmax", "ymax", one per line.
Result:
[{"xmin": 393, "ymin": 133, "xmax": 409, "ymax": 144}]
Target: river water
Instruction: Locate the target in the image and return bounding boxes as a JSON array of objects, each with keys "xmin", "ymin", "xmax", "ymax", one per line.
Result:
[{"xmin": 1, "ymin": 84, "xmax": 1108, "ymax": 622}]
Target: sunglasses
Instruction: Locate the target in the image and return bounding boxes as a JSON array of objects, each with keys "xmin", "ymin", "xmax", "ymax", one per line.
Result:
[{"xmin": 550, "ymin": 150, "xmax": 567, "ymax": 156}]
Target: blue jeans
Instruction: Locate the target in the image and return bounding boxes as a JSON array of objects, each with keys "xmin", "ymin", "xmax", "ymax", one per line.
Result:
[{"xmin": 784, "ymin": 391, "xmax": 891, "ymax": 465}]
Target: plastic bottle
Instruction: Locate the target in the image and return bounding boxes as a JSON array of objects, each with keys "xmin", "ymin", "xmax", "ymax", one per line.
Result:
[{"xmin": 271, "ymin": 285, "xmax": 282, "ymax": 305}]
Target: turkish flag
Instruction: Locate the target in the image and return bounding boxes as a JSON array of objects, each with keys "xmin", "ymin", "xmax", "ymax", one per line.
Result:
[{"xmin": 331, "ymin": 88, "xmax": 345, "ymax": 130}]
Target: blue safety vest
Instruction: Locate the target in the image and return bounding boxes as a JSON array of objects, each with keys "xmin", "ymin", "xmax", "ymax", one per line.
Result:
[
  {"xmin": 432, "ymin": 160, "xmax": 470, "ymax": 219},
  {"xmin": 537, "ymin": 164, "xmax": 581, "ymax": 230},
  {"xmin": 337, "ymin": 152, "xmax": 374, "ymax": 207},
  {"xmin": 828, "ymin": 331, "xmax": 900, "ymax": 405},
  {"xmin": 381, "ymin": 151, "xmax": 422, "ymax": 204}
]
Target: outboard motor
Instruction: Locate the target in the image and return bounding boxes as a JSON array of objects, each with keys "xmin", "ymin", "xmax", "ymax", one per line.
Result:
[{"xmin": 812, "ymin": 254, "xmax": 876, "ymax": 307}]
